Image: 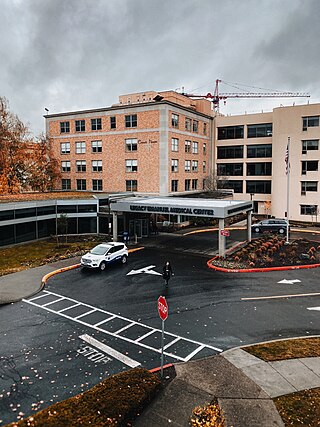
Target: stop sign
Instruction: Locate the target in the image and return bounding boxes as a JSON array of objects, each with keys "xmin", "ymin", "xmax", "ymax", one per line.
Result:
[{"xmin": 158, "ymin": 296, "xmax": 168, "ymax": 321}]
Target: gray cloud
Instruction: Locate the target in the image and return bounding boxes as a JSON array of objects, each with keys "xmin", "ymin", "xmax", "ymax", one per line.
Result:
[{"xmin": 0, "ymin": 0, "xmax": 316, "ymax": 135}]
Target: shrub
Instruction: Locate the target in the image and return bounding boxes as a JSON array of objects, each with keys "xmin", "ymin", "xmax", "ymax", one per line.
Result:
[{"xmin": 9, "ymin": 368, "xmax": 161, "ymax": 427}]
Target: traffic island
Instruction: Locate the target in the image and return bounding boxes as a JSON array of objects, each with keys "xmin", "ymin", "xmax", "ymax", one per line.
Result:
[{"xmin": 208, "ymin": 236, "xmax": 320, "ymax": 272}]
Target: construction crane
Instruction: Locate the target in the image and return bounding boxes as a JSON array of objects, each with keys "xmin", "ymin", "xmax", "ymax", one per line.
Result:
[{"xmin": 182, "ymin": 79, "xmax": 310, "ymax": 112}]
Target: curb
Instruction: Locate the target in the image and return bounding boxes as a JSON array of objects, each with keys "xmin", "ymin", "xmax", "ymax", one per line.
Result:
[
  {"xmin": 207, "ymin": 255, "xmax": 320, "ymax": 273},
  {"xmin": 221, "ymin": 334, "xmax": 320, "ymax": 356},
  {"xmin": 149, "ymin": 363, "xmax": 173, "ymax": 374},
  {"xmin": 42, "ymin": 263, "xmax": 81, "ymax": 285},
  {"xmin": 41, "ymin": 247, "xmax": 145, "ymax": 285}
]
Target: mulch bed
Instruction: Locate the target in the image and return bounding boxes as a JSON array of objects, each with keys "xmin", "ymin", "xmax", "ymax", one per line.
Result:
[{"xmin": 212, "ymin": 237, "xmax": 320, "ymax": 270}]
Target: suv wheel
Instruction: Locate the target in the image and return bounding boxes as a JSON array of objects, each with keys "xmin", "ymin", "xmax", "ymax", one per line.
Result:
[
  {"xmin": 278, "ymin": 228, "xmax": 285, "ymax": 234},
  {"xmin": 100, "ymin": 261, "xmax": 107, "ymax": 271},
  {"xmin": 121, "ymin": 255, "xmax": 127, "ymax": 264}
]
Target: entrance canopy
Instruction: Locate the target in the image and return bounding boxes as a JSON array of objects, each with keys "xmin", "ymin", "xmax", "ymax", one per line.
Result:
[{"xmin": 110, "ymin": 196, "xmax": 253, "ymax": 219}]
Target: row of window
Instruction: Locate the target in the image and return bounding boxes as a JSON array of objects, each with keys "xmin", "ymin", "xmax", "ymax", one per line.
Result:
[
  {"xmin": 218, "ymin": 179, "xmax": 320, "ymax": 195},
  {"xmin": 217, "ymin": 123, "xmax": 272, "ymax": 140},
  {"xmin": 171, "ymin": 160, "xmax": 206, "ymax": 173},
  {"xmin": 61, "ymin": 114, "xmax": 209, "ymax": 135},
  {"xmin": 170, "ymin": 179, "xmax": 199, "ymax": 192},
  {"xmin": 172, "ymin": 139, "xmax": 207, "ymax": 154},
  {"xmin": 217, "ymin": 144, "xmax": 271, "ymax": 159},
  {"xmin": 60, "ymin": 138, "xmax": 207, "ymax": 155},
  {"xmin": 217, "ymin": 116, "xmax": 320, "ymax": 140},
  {"xmin": 219, "ymin": 180, "xmax": 272, "ymax": 194},
  {"xmin": 62, "ymin": 160, "xmax": 103, "ymax": 172},
  {"xmin": 61, "ymin": 140, "xmax": 103, "ymax": 154},
  {"xmin": 216, "ymin": 160, "xmax": 319, "ymax": 176},
  {"xmin": 62, "ymin": 179, "xmax": 103, "ymax": 191},
  {"xmin": 60, "ymin": 115, "xmax": 136, "ymax": 134},
  {"xmin": 171, "ymin": 114, "xmax": 207, "ymax": 135},
  {"xmin": 217, "ymin": 162, "xmax": 272, "ymax": 176},
  {"xmin": 217, "ymin": 140, "xmax": 319, "ymax": 159}
]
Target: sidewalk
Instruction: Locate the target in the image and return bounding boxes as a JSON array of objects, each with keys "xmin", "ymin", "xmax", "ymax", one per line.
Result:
[
  {"xmin": 135, "ymin": 349, "xmax": 320, "ymax": 427},
  {"xmin": 0, "ymin": 256, "xmax": 81, "ymax": 304}
]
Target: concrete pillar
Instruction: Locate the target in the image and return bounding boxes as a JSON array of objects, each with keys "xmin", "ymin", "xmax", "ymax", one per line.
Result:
[
  {"xmin": 218, "ymin": 218, "xmax": 226, "ymax": 258},
  {"xmin": 112, "ymin": 213, "xmax": 118, "ymax": 242},
  {"xmin": 247, "ymin": 211, "xmax": 252, "ymax": 242}
]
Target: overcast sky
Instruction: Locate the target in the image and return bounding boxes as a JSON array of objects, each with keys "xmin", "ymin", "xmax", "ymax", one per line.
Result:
[{"xmin": 1, "ymin": 0, "xmax": 319, "ymax": 136}]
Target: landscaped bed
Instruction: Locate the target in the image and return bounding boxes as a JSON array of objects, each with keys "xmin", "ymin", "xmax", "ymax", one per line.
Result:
[
  {"xmin": 5, "ymin": 368, "xmax": 162, "ymax": 427},
  {"xmin": 210, "ymin": 236, "xmax": 320, "ymax": 271}
]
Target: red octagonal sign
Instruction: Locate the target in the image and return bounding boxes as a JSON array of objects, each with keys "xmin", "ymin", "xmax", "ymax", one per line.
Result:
[{"xmin": 158, "ymin": 295, "xmax": 168, "ymax": 321}]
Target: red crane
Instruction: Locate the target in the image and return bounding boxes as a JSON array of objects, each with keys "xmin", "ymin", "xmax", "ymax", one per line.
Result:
[{"xmin": 182, "ymin": 79, "xmax": 310, "ymax": 112}]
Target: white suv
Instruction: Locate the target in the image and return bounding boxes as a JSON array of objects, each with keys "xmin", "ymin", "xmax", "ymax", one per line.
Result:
[{"xmin": 81, "ymin": 242, "xmax": 128, "ymax": 270}]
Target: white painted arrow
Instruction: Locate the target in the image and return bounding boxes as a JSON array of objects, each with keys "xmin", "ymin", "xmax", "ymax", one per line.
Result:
[
  {"xmin": 278, "ymin": 279, "xmax": 302, "ymax": 285},
  {"xmin": 307, "ymin": 307, "xmax": 320, "ymax": 312},
  {"xmin": 126, "ymin": 265, "xmax": 162, "ymax": 276}
]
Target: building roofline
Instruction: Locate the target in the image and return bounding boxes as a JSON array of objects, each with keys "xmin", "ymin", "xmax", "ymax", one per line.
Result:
[{"xmin": 43, "ymin": 99, "xmax": 214, "ymax": 120}]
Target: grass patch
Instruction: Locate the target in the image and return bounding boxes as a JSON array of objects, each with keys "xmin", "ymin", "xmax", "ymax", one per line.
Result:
[
  {"xmin": 6, "ymin": 368, "xmax": 161, "ymax": 427},
  {"xmin": 274, "ymin": 388, "xmax": 320, "ymax": 427},
  {"xmin": 0, "ymin": 237, "xmax": 104, "ymax": 276},
  {"xmin": 243, "ymin": 337, "xmax": 320, "ymax": 361}
]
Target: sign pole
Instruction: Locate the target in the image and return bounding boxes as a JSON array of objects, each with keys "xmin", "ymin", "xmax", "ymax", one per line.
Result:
[
  {"xmin": 160, "ymin": 319, "xmax": 165, "ymax": 378},
  {"xmin": 157, "ymin": 295, "xmax": 168, "ymax": 379}
]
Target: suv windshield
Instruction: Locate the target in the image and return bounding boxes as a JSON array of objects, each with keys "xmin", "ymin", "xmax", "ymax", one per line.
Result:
[{"xmin": 90, "ymin": 245, "xmax": 109, "ymax": 255}]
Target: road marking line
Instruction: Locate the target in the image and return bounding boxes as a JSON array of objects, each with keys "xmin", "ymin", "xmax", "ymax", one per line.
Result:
[
  {"xmin": 135, "ymin": 329, "xmax": 156, "ymax": 342},
  {"xmin": 114, "ymin": 322, "xmax": 136, "ymax": 335},
  {"xmin": 42, "ymin": 297, "xmax": 65, "ymax": 307},
  {"xmin": 242, "ymin": 292, "xmax": 320, "ymax": 301},
  {"xmin": 79, "ymin": 334, "xmax": 140, "ymax": 368},
  {"xmin": 307, "ymin": 307, "xmax": 320, "ymax": 311},
  {"xmin": 24, "ymin": 291, "xmax": 222, "ymax": 360},
  {"xmin": 28, "ymin": 292, "xmax": 51, "ymax": 301},
  {"xmin": 184, "ymin": 345, "xmax": 206, "ymax": 362},
  {"xmin": 58, "ymin": 303, "xmax": 81, "ymax": 313},
  {"xmin": 94, "ymin": 315, "xmax": 116, "ymax": 327},
  {"xmin": 74, "ymin": 309, "xmax": 97, "ymax": 320},
  {"xmin": 163, "ymin": 337, "xmax": 181, "ymax": 350}
]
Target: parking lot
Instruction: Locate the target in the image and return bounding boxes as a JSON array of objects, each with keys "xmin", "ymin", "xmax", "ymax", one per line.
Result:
[{"xmin": 0, "ymin": 229, "xmax": 319, "ymax": 425}]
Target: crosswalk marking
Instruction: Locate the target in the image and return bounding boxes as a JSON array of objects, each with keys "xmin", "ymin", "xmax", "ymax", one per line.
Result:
[
  {"xmin": 24, "ymin": 290, "xmax": 222, "ymax": 362},
  {"xmin": 58, "ymin": 303, "xmax": 81, "ymax": 313},
  {"xmin": 75, "ymin": 309, "xmax": 96, "ymax": 320},
  {"xmin": 94, "ymin": 316, "xmax": 116, "ymax": 327},
  {"xmin": 42, "ymin": 297, "xmax": 65, "ymax": 307}
]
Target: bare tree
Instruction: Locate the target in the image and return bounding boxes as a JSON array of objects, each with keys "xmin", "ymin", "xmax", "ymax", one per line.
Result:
[{"xmin": 203, "ymin": 172, "xmax": 231, "ymax": 198}]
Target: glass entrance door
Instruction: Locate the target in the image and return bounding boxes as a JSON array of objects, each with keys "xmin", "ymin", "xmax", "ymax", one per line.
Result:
[{"xmin": 129, "ymin": 219, "xmax": 149, "ymax": 238}]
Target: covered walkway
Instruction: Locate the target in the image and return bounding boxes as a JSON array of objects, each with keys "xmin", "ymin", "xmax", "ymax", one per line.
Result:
[{"xmin": 110, "ymin": 196, "xmax": 253, "ymax": 257}]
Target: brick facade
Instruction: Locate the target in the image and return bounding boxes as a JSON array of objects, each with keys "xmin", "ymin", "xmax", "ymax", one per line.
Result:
[{"xmin": 47, "ymin": 91, "xmax": 212, "ymax": 196}]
